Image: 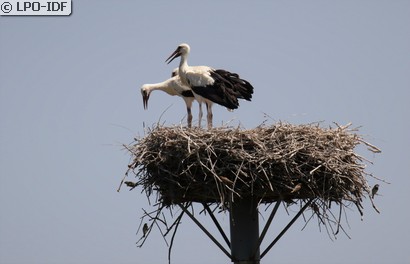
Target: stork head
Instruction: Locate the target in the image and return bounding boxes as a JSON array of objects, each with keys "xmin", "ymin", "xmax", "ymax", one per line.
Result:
[
  {"xmin": 141, "ymin": 84, "xmax": 151, "ymax": 110},
  {"xmin": 165, "ymin": 43, "xmax": 190, "ymax": 64}
]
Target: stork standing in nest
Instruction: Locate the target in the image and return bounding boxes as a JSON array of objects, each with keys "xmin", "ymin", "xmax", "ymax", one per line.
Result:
[
  {"xmin": 165, "ymin": 43, "xmax": 254, "ymax": 129},
  {"xmin": 141, "ymin": 69, "xmax": 197, "ymax": 128}
]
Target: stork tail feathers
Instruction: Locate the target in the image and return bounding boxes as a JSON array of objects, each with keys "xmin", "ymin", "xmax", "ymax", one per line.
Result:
[{"xmin": 213, "ymin": 69, "xmax": 254, "ymax": 101}]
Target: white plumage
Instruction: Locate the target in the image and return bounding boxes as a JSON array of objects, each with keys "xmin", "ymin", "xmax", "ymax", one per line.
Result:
[
  {"xmin": 166, "ymin": 43, "xmax": 254, "ymax": 129},
  {"xmin": 141, "ymin": 69, "xmax": 196, "ymax": 128}
]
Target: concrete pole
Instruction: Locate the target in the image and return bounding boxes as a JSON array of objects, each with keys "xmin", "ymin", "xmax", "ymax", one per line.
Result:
[{"xmin": 230, "ymin": 197, "xmax": 260, "ymax": 264}]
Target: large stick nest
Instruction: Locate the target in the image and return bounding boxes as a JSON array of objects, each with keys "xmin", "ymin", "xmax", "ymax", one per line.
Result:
[{"xmin": 124, "ymin": 122, "xmax": 380, "ymax": 208}]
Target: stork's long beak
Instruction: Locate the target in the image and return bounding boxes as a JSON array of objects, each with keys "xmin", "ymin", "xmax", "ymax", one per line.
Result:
[
  {"xmin": 142, "ymin": 92, "xmax": 150, "ymax": 110},
  {"xmin": 165, "ymin": 49, "xmax": 181, "ymax": 64}
]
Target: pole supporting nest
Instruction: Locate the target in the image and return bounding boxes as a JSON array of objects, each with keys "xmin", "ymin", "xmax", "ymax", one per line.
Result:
[
  {"xmin": 180, "ymin": 198, "xmax": 314, "ymax": 263},
  {"xmin": 230, "ymin": 197, "xmax": 260, "ymax": 264}
]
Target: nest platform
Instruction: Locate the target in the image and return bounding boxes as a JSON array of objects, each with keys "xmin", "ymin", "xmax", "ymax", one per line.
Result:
[{"xmin": 125, "ymin": 123, "xmax": 380, "ymax": 207}]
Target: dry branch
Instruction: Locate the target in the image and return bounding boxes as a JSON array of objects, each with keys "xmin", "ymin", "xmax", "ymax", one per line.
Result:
[{"xmin": 124, "ymin": 122, "xmax": 380, "ymax": 210}]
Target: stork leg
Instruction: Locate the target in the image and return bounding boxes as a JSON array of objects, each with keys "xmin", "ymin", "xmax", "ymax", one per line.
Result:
[
  {"xmin": 206, "ymin": 102, "xmax": 213, "ymax": 129},
  {"xmin": 185, "ymin": 99, "xmax": 193, "ymax": 128},
  {"xmin": 187, "ymin": 107, "xmax": 192, "ymax": 128},
  {"xmin": 198, "ymin": 102, "xmax": 203, "ymax": 128}
]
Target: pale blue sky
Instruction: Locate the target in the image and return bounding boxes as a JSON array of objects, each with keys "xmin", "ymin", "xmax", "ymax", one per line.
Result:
[{"xmin": 1, "ymin": 1, "xmax": 409, "ymax": 263}]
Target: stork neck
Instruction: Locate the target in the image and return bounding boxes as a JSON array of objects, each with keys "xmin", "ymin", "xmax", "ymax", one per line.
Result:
[
  {"xmin": 178, "ymin": 53, "xmax": 190, "ymax": 86},
  {"xmin": 179, "ymin": 53, "xmax": 189, "ymax": 72},
  {"xmin": 145, "ymin": 80, "xmax": 177, "ymax": 96}
]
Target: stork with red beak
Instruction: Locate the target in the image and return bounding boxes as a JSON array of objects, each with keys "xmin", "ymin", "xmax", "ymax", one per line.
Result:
[{"xmin": 165, "ymin": 43, "xmax": 254, "ymax": 129}]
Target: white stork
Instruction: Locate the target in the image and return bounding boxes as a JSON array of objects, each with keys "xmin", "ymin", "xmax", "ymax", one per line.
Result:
[
  {"xmin": 165, "ymin": 43, "xmax": 254, "ymax": 129},
  {"xmin": 141, "ymin": 69, "xmax": 196, "ymax": 128}
]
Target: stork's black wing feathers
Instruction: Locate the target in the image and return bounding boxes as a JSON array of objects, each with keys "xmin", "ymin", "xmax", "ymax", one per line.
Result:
[
  {"xmin": 191, "ymin": 69, "xmax": 254, "ymax": 110},
  {"xmin": 213, "ymin": 69, "xmax": 254, "ymax": 101},
  {"xmin": 181, "ymin": 90, "xmax": 195, "ymax": 98},
  {"xmin": 192, "ymin": 82, "xmax": 239, "ymax": 109}
]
